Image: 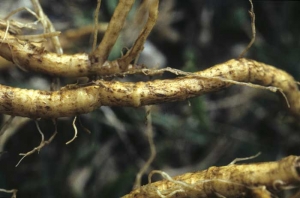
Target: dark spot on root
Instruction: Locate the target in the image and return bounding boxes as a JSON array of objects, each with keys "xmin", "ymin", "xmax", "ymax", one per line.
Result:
[
  {"xmin": 37, "ymin": 90, "xmax": 52, "ymax": 96},
  {"xmin": 155, "ymin": 93, "xmax": 166, "ymax": 97},
  {"xmin": 27, "ymin": 53, "xmax": 33, "ymax": 58},
  {"xmin": 23, "ymin": 59, "xmax": 30, "ymax": 67},
  {"xmin": 37, "ymin": 58, "xmax": 43, "ymax": 63},
  {"xmin": 27, "ymin": 43, "xmax": 36, "ymax": 50}
]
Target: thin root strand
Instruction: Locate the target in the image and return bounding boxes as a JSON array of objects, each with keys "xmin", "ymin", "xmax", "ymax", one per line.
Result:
[{"xmin": 66, "ymin": 116, "xmax": 78, "ymax": 145}]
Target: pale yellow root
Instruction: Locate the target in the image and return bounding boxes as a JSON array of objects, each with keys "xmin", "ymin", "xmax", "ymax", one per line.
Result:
[
  {"xmin": 117, "ymin": 0, "xmax": 159, "ymax": 71},
  {"xmin": 65, "ymin": 116, "xmax": 78, "ymax": 145},
  {"xmin": 90, "ymin": 0, "xmax": 135, "ymax": 67},
  {"xmin": 122, "ymin": 155, "xmax": 300, "ymax": 198},
  {"xmin": 92, "ymin": 0, "xmax": 102, "ymax": 51},
  {"xmin": 0, "ymin": 29, "xmax": 140, "ymax": 77},
  {"xmin": 0, "ymin": 58, "xmax": 298, "ymax": 119},
  {"xmin": 31, "ymin": 0, "xmax": 63, "ymax": 54}
]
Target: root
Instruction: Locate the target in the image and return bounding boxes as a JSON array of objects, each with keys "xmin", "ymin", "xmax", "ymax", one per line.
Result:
[
  {"xmin": 0, "ymin": 0, "xmax": 299, "ymax": 197},
  {"xmin": 78, "ymin": 117, "xmax": 91, "ymax": 134},
  {"xmin": 0, "ymin": 0, "xmax": 156, "ymax": 77},
  {"xmin": 133, "ymin": 105, "xmax": 156, "ymax": 189},
  {"xmin": 117, "ymin": 0, "xmax": 159, "ymax": 71},
  {"xmin": 0, "ymin": 188, "xmax": 17, "ymax": 198},
  {"xmin": 118, "ymin": 66, "xmax": 286, "ymax": 94},
  {"xmin": 92, "ymin": 0, "xmax": 102, "ymax": 51},
  {"xmin": 66, "ymin": 116, "xmax": 78, "ymax": 145},
  {"xmin": 0, "ymin": 58, "xmax": 298, "ymax": 118},
  {"xmin": 31, "ymin": 0, "xmax": 63, "ymax": 54},
  {"xmin": 123, "ymin": 155, "xmax": 300, "ymax": 198},
  {"xmin": 90, "ymin": 0, "xmax": 135, "ymax": 67},
  {"xmin": 31, "ymin": 0, "xmax": 62, "ymax": 92},
  {"xmin": 4, "ymin": 7, "xmax": 37, "ymax": 21},
  {"xmin": 229, "ymin": 152, "xmax": 261, "ymax": 165},
  {"xmin": 16, "ymin": 121, "xmax": 57, "ymax": 167},
  {"xmin": 0, "ymin": 29, "xmax": 142, "ymax": 77},
  {"xmin": 239, "ymin": 0, "xmax": 255, "ymax": 58},
  {"xmin": 1, "ymin": 7, "xmax": 38, "ymax": 35}
]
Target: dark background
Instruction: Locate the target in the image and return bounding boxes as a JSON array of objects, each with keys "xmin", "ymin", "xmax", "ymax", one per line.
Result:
[{"xmin": 0, "ymin": 0, "xmax": 300, "ymax": 197}]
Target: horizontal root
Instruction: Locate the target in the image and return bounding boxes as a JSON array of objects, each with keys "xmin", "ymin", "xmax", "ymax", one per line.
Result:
[
  {"xmin": 122, "ymin": 155, "xmax": 300, "ymax": 198},
  {"xmin": 0, "ymin": 58, "xmax": 298, "ymax": 118}
]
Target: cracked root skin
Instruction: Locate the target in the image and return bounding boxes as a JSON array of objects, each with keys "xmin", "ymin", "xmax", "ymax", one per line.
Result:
[
  {"xmin": 122, "ymin": 156, "xmax": 300, "ymax": 198},
  {"xmin": 0, "ymin": 58, "xmax": 299, "ymax": 119}
]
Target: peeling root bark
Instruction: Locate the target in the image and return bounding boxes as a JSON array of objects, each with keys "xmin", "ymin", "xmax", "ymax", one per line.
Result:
[
  {"xmin": 122, "ymin": 155, "xmax": 300, "ymax": 198},
  {"xmin": 0, "ymin": 58, "xmax": 298, "ymax": 119}
]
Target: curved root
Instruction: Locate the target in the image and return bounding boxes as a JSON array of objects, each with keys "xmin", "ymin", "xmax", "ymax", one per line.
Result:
[
  {"xmin": 0, "ymin": 58, "xmax": 298, "ymax": 118},
  {"xmin": 123, "ymin": 155, "xmax": 300, "ymax": 198}
]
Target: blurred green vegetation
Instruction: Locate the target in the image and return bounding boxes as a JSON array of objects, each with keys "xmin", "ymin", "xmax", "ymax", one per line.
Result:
[{"xmin": 0, "ymin": 0, "xmax": 300, "ymax": 197}]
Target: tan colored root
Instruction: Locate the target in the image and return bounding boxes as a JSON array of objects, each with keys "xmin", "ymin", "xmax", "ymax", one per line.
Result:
[
  {"xmin": 31, "ymin": 0, "xmax": 63, "ymax": 92},
  {"xmin": 117, "ymin": 66, "xmax": 282, "ymax": 94},
  {"xmin": 239, "ymin": 0, "xmax": 255, "ymax": 58},
  {"xmin": 31, "ymin": 0, "xmax": 63, "ymax": 54},
  {"xmin": 90, "ymin": 0, "xmax": 135, "ymax": 67},
  {"xmin": 92, "ymin": 0, "xmax": 102, "ymax": 51},
  {"xmin": 122, "ymin": 155, "xmax": 300, "ymax": 198},
  {"xmin": 0, "ymin": 29, "xmax": 142, "ymax": 77},
  {"xmin": 133, "ymin": 105, "xmax": 156, "ymax": 189},
  {"xmin": 0, "ymin": 0, "xmax": 155, "ymax": 77},
  {"xmin": 0, "ymin": 58, "xmax": 298, "ymax": 119},
  {"xmin": 16, "ymin": 121, "xmax": 57, "ymax": 167},
  {"xmin": 117, "ymin": 0, "xmax": 159, "ymax": 71}
]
